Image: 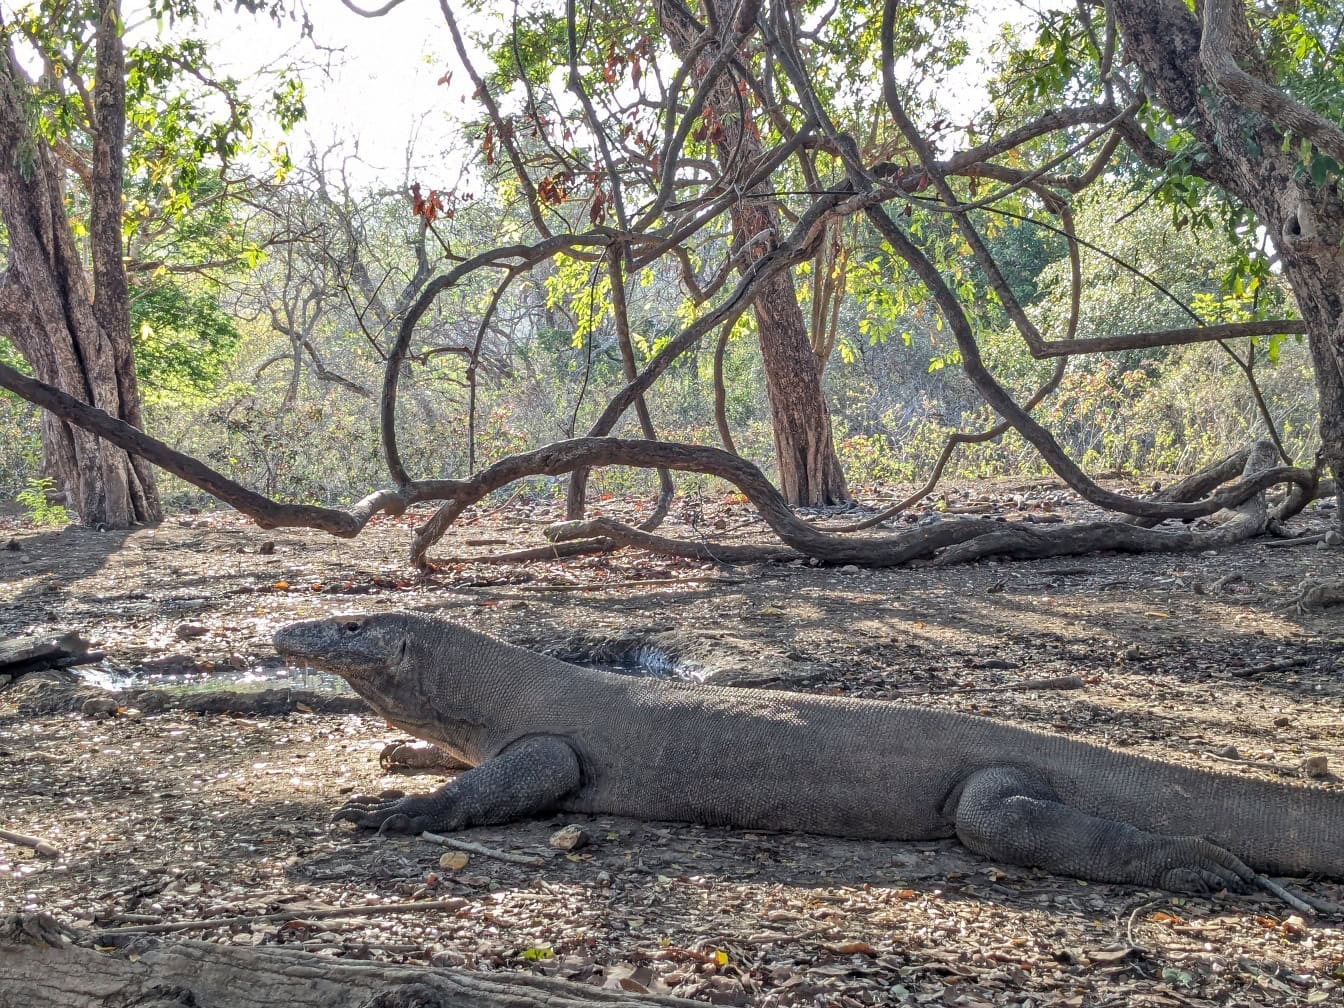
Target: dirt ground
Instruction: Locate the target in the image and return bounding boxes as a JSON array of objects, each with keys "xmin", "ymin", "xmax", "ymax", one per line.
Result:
[{"xmin": 3, "ymin": 481, "xmax": 1344, "ymax": 1007}]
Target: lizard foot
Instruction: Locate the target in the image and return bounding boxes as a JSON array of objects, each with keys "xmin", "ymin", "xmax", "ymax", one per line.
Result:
[
  {"xmin": 1155, "ymin": 837, "xmax": 1256, "ymax": 895},
  {"xmin": 333, "ymin": 789, "xmax": 453, "ymax": 834}
]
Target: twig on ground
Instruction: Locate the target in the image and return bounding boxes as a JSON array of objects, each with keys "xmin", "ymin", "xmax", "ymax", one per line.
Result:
[
  {"xmin": 509, "ymin": 576, "xmax": 743, "ymax": 593},
  {"xmin": 90, "ymin": 898, "xmax": 469, "ymax": 938},
  {"xmin": 890, "ymin": 675, "xmax": 1086, "ymax": 697},
  {"xmin": 1200, "ymin": 751, "xmax": 1296, "ymax": 775},
  {"xmin": 1253, "ymin": 875, "xmax": 1343, "ymax": 917},
  {"xmin": 1262, "ymin": 533, "xmax": 1326, "ymax": 548},
  {"xmin": 1229, "ymin": 656, "xmax": 1315, "ymax": 678},
  {"xmin": 0, "ymin": 827, "xmax": 63, "ymax": 859},
  {"xmin": 420, "ymin": 831, "xmax": 547, "ymax": 866}
]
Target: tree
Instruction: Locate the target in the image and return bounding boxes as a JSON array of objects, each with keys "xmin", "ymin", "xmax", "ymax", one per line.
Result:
[
  {"xmin": 0, "ymin": 0, "xmax": 158, "ymax": 525},
  {"xmin": 0, "ymin": 0, "xmax": 1334, "ymax": 575},
  {"xmin": 0, "ymin": 0, "xmax": 300, "ymax": 526},
  {"xmin": 655, "ymin": 0, "xmax": 848, "ymax": 506},
  {"xmin": 1107, "ymin": 0, "xmax": 1344, "ymax": 522}
]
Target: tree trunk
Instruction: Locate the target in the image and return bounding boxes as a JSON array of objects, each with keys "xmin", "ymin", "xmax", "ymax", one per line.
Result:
[
  {"xmin": 656, "ymin": 0, "xmax": 849, "ymax": 506},
  {"xmin": 0, "ymin": 3, "xmax": 160, "ymax": 527},
  {"xmin": 1110, "ymin": 0, "xmax": 1344, "ymax": 528},
  {"xmin": 0, "ymin": 923, "xmax": 697, "ymax": 1008}
]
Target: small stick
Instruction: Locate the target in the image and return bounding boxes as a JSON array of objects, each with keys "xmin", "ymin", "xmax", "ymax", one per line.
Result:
[
  {"xmin": 1253, "ymin": 875, "xmax": 1342, "ymax": 917},
  {"xmin": 890, "ymin": 675, "xmax": 1086, "ymax": 697},
  {"xmin": 1229, "ymin": 656, "xmax": 1314, "ymax": 678},
  {"xmin": 1262, "ymin": 533, "xmax": 1326, "ymax": 548},
  {"xmin": 0, "ymin": 827, "xmax": 62, "ymax": 859},
  {"xmin": 1200, "ymin": 751, "xmax": 1294, "ymax": 776},
  {"xmin": 420, "ymin": 831, "xmax": 547, "ymax": 866},
  {"xmin": 91, "ymin": 897, "xmax": 468, "ymax": 938},
  {"xmin": 509, "ymin": 576, "xmax": 743, "ymax": 593}
]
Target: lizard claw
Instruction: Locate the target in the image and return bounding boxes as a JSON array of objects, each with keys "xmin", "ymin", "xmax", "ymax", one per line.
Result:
[
  {"xmin": 333, "ymin": 792, "xmax": 435, "ymax": 833},
  {"xmin": 1157, "ymin": 838, "xmax": 1256, "ymax": 895}
]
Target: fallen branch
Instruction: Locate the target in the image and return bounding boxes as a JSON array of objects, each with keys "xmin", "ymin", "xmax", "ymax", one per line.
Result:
[
  {"xmin": 90, "ymin": 898, "xmax": 469, "ymax": 939},
  {"xmin": 420, "ymin": 831, "xmax": 547, "ymax": 867},
  {"xmin": 3, "ymin": 914, "xmax": 698, "ymax": 1007},
  {"xmin": 0, "ymin": 828, "xmax": 63, "ymax": 859},
  {"xmin": 1253, "ymin": 876, "xmax": 1343, "ymax": 918},
  {"xmin": 509, "ymin": 575, "xmax": 744, "ymax": 593},
  {"xmin": 1262, "ymin": 533, "xmax": 1326, "ymax": 548},
  {"xmin": 889, "ymin": 675, "xmax": 1086, "ymax": 696}
]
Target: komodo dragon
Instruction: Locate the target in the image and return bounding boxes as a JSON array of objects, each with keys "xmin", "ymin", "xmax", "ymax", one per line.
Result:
[{"xmin": 274, "ymin": 612, "xmax": 1344, "ymax": 898}]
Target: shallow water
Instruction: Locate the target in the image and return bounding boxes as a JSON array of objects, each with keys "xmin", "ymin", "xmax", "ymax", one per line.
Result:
[
  {"xmin": 79, "ymin": 659, "xmax": 352, "ymax": 695},
  {"xmin": 77, "ymin": 651, "xmax": 692, "ymax": 696}
]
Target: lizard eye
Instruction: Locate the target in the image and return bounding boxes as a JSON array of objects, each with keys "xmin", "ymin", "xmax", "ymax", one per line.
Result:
[{"xmin": 343, "ymin": 620, "xmax": 362, "ymax": 633}]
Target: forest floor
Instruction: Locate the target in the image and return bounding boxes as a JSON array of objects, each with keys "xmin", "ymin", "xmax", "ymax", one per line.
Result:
[{"xmin": 2, "ymin": 478, "xmax": 1343, "ymax": 1007}]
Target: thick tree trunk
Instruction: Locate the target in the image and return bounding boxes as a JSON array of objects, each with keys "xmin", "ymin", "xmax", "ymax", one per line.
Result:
[
  {"xmin": 1111, "ymin": 0, "xmax": 1344, "ymax": 528},
  {"xmin": 656, "ymin": 0, "xmax": 849, "ymax": 506},
  {"xmin": 0, "ymin": 3, "xmax": 160, "ymax": 527},
  {"xmin": 0, "ymin": 920, "xmax": 696, "ymax": 1008}
]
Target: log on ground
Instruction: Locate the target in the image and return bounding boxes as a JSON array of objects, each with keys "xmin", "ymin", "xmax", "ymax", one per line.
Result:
[{"xmin": 0, "ymin": 916, "xmax": 698, "ymax": 1008}]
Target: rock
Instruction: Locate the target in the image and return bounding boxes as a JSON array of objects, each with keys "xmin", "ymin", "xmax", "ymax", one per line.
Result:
[
  {"xmin": 0, "ymin": 675, "xmax": 11, "ymax": 689},
  {"xmin": 549, "ymin": 825, "xmax": 591, "ymax": 851},
  {"xmin": 131, "ymin": 690, "xmax": 168, "ymax": 712},
  {"xmin": 258, "ymin": 540, "xmax": 276, "ymax": 555},
  {"xmin": 174, "ymin": 623, "xmax": 208, "ymax": 640},
  {"xmin": 80, "ymin": 696, "xmax": 118, "ymax": 719},
  {"xmin": 3, "ymin": 538, "xmax": 19, "ymax": 550},
  {"xmin": 438, "ymin": 851, "xmax": 470, "ymax": 871},
  {"xmin": 1273, "ymin": 716, "xmax": 1292, "ymax": 728},
  {"xmin": 1300, "ymin": 755, "xmax": 1330, "ymax": 779},
  {"xmin": 1212, "ymin": 745, "xmax": 1240, "ymax": 760},
  {"xmin": 1324, "ymin": 530, "xmax": 1343, "ymax": 546},
  {"xmin": 839, "ymin": 564, "xmax": 860, "ymax": 573}
]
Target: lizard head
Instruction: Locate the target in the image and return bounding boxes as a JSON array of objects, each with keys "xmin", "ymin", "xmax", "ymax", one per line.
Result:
[
  {"xmin": 275, "ymin": 611, "xmax": 484, "ymax": 754},
  {"xmin": 274, "ymin": 612, "xmax": 416, "ymax": 678}
]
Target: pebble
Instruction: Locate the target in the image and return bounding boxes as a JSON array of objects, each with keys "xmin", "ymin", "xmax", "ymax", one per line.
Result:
[
  {"xmin": 839, "ymin": 564, "xmax": 860, "ymax": 573},
  {"xmin": 550, "ymin": 825, "xmax": 591, "ymax": 851},
  {"xmin": 80, "ymin": 697, "xmax": 118, "ymax": 719},
  {"xmin": 1300, "ymin": 755, "xmax": 1330, "ymax": 778},
  {"xmin": 175, "ymin": 624, "xmax": 208, "ymax": 640}
]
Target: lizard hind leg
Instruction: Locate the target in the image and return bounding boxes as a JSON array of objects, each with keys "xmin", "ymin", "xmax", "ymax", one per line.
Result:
[{"xmin": 952, "ymin": 765, "xmax": 1256, "ymax": 895}]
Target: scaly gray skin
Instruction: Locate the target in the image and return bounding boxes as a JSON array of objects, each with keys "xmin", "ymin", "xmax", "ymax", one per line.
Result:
[{"xmin": 274, "ymin": 612, "xmax": 1344, "ymax": 895}]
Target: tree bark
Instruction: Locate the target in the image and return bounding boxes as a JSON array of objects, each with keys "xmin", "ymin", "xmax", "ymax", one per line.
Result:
[
  {"xmin": 656, "ymin": 0, "xmax": 849, "ymax": 506},
  {"xmin": 0, "ymin": 917, "xmax": 696, "ymax": 1008},
  {"xmin": 0, "ymin": 2, "xmax": 160, "ymax": 527},
  {"xmin": 1110, "ymin": 0, "xmax": 1344, "ymax": 528}
]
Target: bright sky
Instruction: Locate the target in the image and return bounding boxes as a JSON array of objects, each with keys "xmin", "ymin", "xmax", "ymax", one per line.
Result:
[
  {"xmin": 197, "ymin": 1, "xmax": 1034, "ymax": 191},
  {"xmin": 203, "ymin": 1, "xmax": 473, "ymax": 187}
]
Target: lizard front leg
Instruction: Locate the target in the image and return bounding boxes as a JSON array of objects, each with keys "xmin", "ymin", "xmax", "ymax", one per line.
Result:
[
  {"xmin": 335, "ymin": 735, "xmax": 581, "ymax": 834},
  {"xmin": 953, "ymin": 766, "xmax": 1256, "ymax": 895}
]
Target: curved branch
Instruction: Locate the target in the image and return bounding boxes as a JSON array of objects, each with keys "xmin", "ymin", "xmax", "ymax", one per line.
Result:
[
  {"xmin": 1202, "ymin": 0, "xmax": 1344, "ymax": 166},
  {"xmin": 0, "ymin": 360, "xmax": 407, "ymax": 536}
]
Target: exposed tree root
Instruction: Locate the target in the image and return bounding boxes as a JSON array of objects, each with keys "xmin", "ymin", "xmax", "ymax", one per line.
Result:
[
  {"xmin": 546, "ymin": 517, "xmax": 800, "ymax": 564},
  {"xmin": 432, "ymin": 538, "xmax": 620, "ymax": 566},
  {"xmin": 936, "ymin": 442, "xmax": 1279, "ymax": 564}
]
